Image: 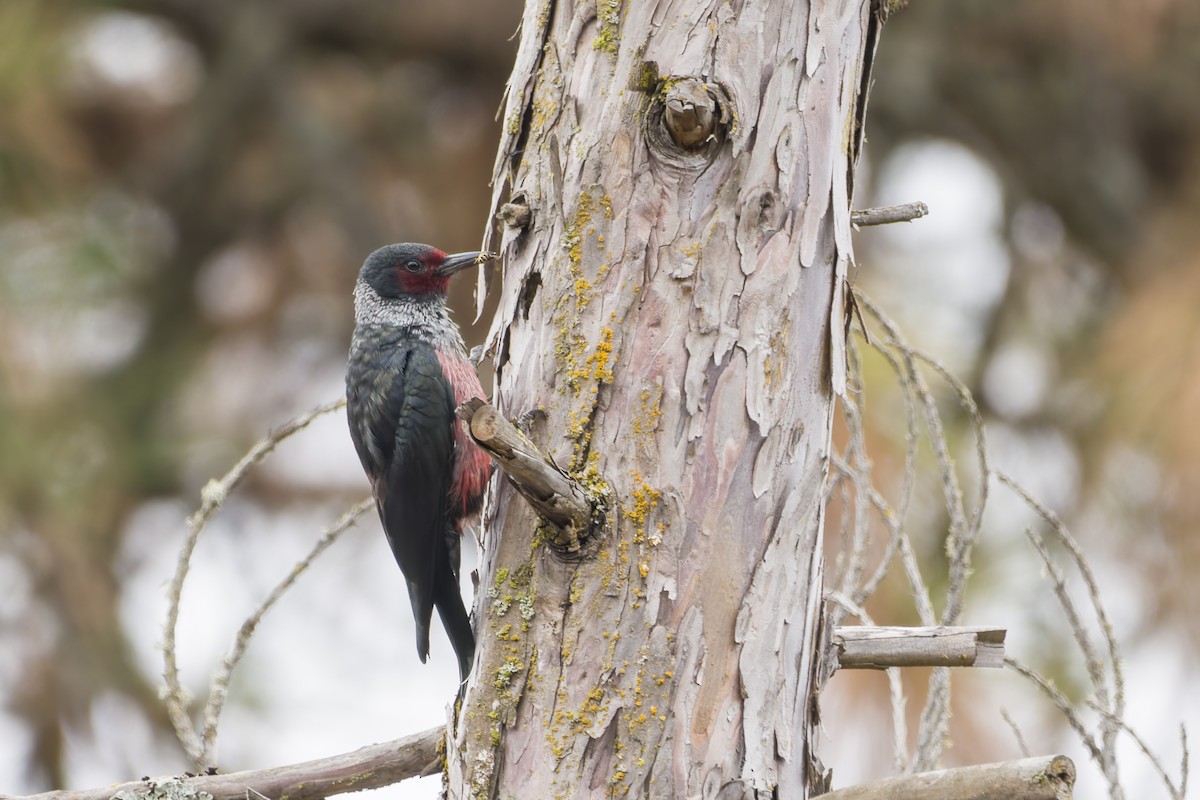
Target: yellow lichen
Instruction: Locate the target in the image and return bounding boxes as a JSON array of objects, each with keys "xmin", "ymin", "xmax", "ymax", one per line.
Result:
[
  {"xmin": 624, "ymin": 476, "xmax": 662, "ymax": 529},
  {"xmin": 553, "ymin": 191, "xmax": 620, "ymax": 479},
  {"xmin": 764, "ymin": 325, "xmax": 788, "ymax": 389},
  {"xmin": 586, "ymin": 325, "xmax": 616, "ymax": 384},
  {"xmin": 574, "ymin": 276, "xmax": 593, "ymax": 307},
  {"xmin": 631, "ymin": 385, "xmax": 663, "ymax": 450}
]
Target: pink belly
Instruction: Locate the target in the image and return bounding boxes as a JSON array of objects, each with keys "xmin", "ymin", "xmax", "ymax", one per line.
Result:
[{"xmin": 436, "ymin": 352, "xmax": 492, "ymax": 524}]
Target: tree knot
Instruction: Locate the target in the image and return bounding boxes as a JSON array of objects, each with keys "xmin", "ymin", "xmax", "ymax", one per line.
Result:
[{"xmin": 643, "ymin": 74, "xmax": 732, "ymax": 169}]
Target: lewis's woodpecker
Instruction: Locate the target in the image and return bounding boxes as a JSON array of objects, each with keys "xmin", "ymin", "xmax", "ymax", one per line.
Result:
[{"xmin": 345, "ymin": 243, "xmax": 493, "ymax": 683}]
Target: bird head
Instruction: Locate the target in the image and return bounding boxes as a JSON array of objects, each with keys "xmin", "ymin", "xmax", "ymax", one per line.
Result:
[{"xmin": 359, "ymin": 243, "xmax": 495, "ymax": 299}]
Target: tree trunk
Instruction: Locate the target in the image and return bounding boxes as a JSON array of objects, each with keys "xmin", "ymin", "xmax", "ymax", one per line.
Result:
[{"xmin": 447, "ymin": 0, "xmax": 872, "ymax": 796}]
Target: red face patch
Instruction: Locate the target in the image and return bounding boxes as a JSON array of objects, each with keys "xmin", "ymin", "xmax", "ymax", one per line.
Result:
[{"xmin": 395, "ymin": 248, "xmax": 450, "ymax": 295}]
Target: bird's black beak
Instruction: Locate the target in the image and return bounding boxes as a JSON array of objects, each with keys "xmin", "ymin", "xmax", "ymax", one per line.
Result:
[{"xmin": 437, "ymin": 251, "xmax": 495, "ymax": 276}]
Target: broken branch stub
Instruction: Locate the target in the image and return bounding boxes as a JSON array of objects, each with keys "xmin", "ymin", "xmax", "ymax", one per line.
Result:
[
  {"xmin": 833, "ymin": 625, "xmax": 1006, "ymax": 670},
  {"xmin": 850, "ymin": 201, "xmax": 929, "ymax": 227},
  {"xmin": 645, "ymin": 75, "xmax": 731, "ymax": 168},
  {"xmin": 664, "ymin": 79, "xmax": 718, "ymax": 148},
  {"xmin": 496, "ymin": 198, "xmax": 531, "ymax": 231},
  {"xmin": 456, "ymin": 398, "xmax": 595, "ymax": 550}
]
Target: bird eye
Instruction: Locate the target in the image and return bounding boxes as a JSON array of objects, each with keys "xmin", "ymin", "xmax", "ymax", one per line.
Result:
[{"xmin": 404, "ymin": 260, "xmax": 422, "ymax": 273}]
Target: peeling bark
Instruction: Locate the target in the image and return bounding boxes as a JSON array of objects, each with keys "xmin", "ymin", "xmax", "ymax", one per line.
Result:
[{"xmin": 450, "ymin": 1, "xmax": 873, "ymax": 797}]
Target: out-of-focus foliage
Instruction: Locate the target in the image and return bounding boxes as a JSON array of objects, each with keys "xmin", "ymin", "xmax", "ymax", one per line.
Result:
[{"xmin": 1, "ymin": 0, "xmax": 1198, "ymax": 795}]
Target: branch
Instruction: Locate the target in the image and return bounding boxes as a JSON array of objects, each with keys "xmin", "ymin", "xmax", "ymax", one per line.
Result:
[
  {"xmin": 850, "ymin": 202, "xmax": 929, "ymax": 227},
  {"xmin": 818, "ymin": 755, "xmax": 1076, "ymax": 800},
  {"xmin": 1084, "ymin": 700, "xmax": 1189, "ymax": 800},
  {"xmin": 1006, "ymin": 655, "xmax": 1105, "ymax": 766},
  {"xmin": 199, "ymin": 498, "xmax": 374, "ymax": 760},
  {"xmin": 853, "ymin": 291, "xmax": 990, "ymax": 771},
  {"xmin": 833, "ymin": 626, "xmax": 1006, "ymax": 670},
  {"xmin": 164, "ymin": 398, "xmax": 348, "ymax": 767},
  {"xmin": 997, "ymin": 470, "xmax": 1128, "ymax": 797},
  {"xmin": 456, "ymin": 398, "xmax": 595, "ymax": 550},
  {"xmin": 0, "ymin": 727, "xmax": 441, "ymax": 800}
]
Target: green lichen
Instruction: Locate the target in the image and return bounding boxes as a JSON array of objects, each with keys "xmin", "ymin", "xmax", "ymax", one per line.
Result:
[
  {"xmin": 632, "ymin": 61, "xmax": 660, "ymax": 94},
  {"xmin": 594, "ymin": 0, "xmax": 622, "ymax": 54},
  {"xmin": 494, "ymin": 657, "xmax": 524, "ymax": 690},
  {"xmin": 518, "ymin": 593, "xmax": 536, "ymax": 622},
  {"xmin": 112, "ymin": 781, "xmax": 214, "ymax": 800},
  {"xmin": 509, "ymin": 562, "xmax": 533, "ymax": 590},
  {"xmin": 491, "ymin": 592, "xmax": 513, "ymax": 617}
]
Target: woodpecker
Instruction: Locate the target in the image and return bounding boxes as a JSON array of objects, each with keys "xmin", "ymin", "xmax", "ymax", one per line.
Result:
[{"xmin": 345, "ymin": 243, "xmax": 493, "ymax": 684}]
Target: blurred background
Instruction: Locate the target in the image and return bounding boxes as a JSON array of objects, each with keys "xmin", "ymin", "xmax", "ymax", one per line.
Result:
[{"xmin": 0, "ymin": 1, "xmax": 1196, "ymax": 798}]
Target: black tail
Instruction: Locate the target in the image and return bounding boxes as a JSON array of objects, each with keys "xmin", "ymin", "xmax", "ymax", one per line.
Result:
[{"xmin": 434, "ymin": 527, "xmax": 475, "ymax": 684}]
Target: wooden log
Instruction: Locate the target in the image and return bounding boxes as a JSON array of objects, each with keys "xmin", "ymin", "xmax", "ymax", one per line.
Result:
[
  {"xmin": 456, "ymin": 398, "xmax": 595, "ymax": 549},
  {"xmin": 833, "ymin": 626, "xmax": 1005, "ymax": 670},
  {"xmin": 0, "ymin": 727, "xmax": 442, "ymax": 800},
  {"xmin": 817, "ymin": 755, "xmax": 1075, "ymax": 800}
]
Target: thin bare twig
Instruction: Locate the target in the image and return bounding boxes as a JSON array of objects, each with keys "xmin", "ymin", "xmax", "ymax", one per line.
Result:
[
  {"xmin": 834, "ymin": 290, "xmax": 1184, "ymax": 799},
  {"xmin": 996, "ymin": 471, "xmax": 1124, "ymax": 710},
  {"xmin": 1001, "ymin": 708, "xmax": 1032, "ymax": 758},
  {"xmin": 909, "ymin": 348, "xmax": 991, "ymax": 620},
  {"xmin": 1085, "ymin": 700, "xmax": 1189, "ymax": 800},
  {"xmin": 1006, "ymin": 656, "xmax": 1104, "ymax": 764},
  {"xmin": 856, "ymin": 337, "xmax": 928, "ymax": 622},
  {"xmin": 162, "ymin": 398, "xmax": 347, "ymax": 768},
  {"xmin": 829, "ymin": 341, "xmax": 879, "ymax": 625},
  {"xmin": 855, "ymin": 291, "xmax": 989, "ymax": 771},
  {"xmin": 832, "ymin": 329, "xmax": 934, "ymax": 628},
  {"xmin": 1020, "ymin": 524, "xmax": 1110, "ymax": 714},
  {"xmin": 199, "ymin": 498, "xmax": 374, "ymax": 761},
  {"xmin": 997, "ymin": 469, "xmax": 1126, "ymax": 798}
]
